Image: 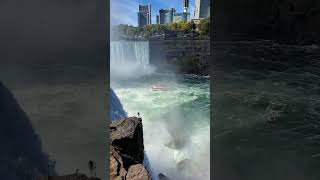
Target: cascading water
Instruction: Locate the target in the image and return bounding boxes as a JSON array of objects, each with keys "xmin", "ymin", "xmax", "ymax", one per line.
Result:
[
  {"xmin": 110, "ymin": 41, "xmax": 154, "ymax": 81},
  {"xmin": 110, "ymin": 40, "xmax": 210, "ymax": 180},
  {"xmin": 113, "ymin": 75, "xmax": 210, "ymax": 180},
  {"xmin": 110, "ymin": 88, "xmax": 155, "ymax": 179}
]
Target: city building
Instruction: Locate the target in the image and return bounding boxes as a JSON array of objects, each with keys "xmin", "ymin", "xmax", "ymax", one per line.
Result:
[
  {"xmin": 194, "ymin": 0, "xmax": 210, "ymax": 19},
  {"xmin": 159, "ymin": 8, "xmax": 176, "ymax": 24},
  {"xmin": 173, "ymin": 13, "xmax": 184, "ymax": 23},
  {"xmin": 183, "ymin": 0, "xmax": 189, "ymax": 13},
  {"xmin": 137, "ymin": 4, "xmax": 151, "ymax": 27},
  {"xmin": 173, "ymin": 12, "xmax": 190, "ymax": 23},
  {"xmin": 156, "ymin": 15, "xmax": 160, "ymax": 24}
]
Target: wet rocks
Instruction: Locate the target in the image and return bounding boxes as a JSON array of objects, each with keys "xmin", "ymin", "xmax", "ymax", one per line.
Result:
[
  {"xmin": 126, "ymin": 164, "xmax": 151, "ymax": 180},
  {"xmin": 110, "ymin": 146, "xmax": 127, "ymax": 179},
  {"xmin": 110, "ymin": 117, "xmax": 151, "ymax": 180},
  {"xmin": 149, "ymin": 39, "xmax": 210, "ymax": 75}
]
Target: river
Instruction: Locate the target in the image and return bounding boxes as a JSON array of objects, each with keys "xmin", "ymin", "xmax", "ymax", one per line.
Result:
[
  {"xmin": 110, "ymin": 40, "xmax": 210, "ymax": 180},
  {"xmin": 213, "ymin": 41, "xmax": 320, "ymax": 180}
]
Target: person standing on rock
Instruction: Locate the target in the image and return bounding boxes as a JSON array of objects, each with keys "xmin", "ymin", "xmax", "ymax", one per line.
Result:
[{"xmin": 137, "ymin": 112, "xmax": 140, "ymax": 117}]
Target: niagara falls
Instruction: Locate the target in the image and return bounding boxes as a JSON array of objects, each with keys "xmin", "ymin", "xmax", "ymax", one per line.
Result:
[{"xmin": 110, "ymin": 39, "xmax": 210, "ymax": 180}]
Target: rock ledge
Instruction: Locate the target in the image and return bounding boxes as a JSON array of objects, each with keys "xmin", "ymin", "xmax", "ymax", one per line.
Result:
[{"xmin": 110, "ymin": 117, "xmax": 151, "ymax": 180}]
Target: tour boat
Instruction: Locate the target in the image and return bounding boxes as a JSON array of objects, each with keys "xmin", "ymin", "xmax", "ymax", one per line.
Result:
[{"xmin": 151, "ymin": 84, "xmax": 168, "ymax": 91}]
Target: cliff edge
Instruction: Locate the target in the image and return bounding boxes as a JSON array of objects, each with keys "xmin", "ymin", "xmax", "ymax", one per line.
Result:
[{"xmin": 110, "ymin": 117, "xmax": 151, "ymax": 180}]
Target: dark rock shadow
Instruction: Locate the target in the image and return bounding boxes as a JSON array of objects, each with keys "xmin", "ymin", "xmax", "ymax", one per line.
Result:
[{"xmin": 0, "ymin": 81, "xmax": 55, "ymax": 179}]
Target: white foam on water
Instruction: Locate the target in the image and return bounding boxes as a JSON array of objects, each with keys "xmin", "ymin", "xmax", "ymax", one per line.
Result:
[
  {"xmin": 113, "ymin": 77, "xmax": 210, "ymax": 180},
  {"xmin": 109, "ymin": 37, "xmax": 210, "ymax": 179}
]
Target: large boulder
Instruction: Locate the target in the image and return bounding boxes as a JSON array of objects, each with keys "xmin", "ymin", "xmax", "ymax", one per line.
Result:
[
  {"xmin": 110, "ymin": 117, "xmax": 144, "ymax": 163},
  {"xmin": 109, "ymin": 117, "xmax": 151, "ymax": 180},
  {"xmin": 126, "ymin": 164, "xmax": 151, "ymax": 180},
  {"xmin": 110, "ymin": 146, "xmax": 127, "ymax": 180}
]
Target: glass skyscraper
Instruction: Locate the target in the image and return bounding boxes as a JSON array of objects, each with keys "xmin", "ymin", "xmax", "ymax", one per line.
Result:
[
  {"xmin": 159, "ymin": 8, "xmax": 176, "ymax": 25},
  {"xmin": 194, "ymin": 0, "xmax": 210, "ymax": 19},
  {"xmin": 138, "ymin": 4, "xmax": 152, "ymax": 27}
]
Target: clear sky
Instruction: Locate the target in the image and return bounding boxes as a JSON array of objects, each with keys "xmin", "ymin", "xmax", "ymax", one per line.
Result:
[{"xmin": 111, "ymin": 0, "xmax": 195, "ymax": 27}]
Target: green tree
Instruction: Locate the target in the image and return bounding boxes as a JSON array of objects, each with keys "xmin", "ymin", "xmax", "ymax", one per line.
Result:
[
  {"xmin": 198, "ymin": 18, "xmax": 210, "ymax": 35},
  {"xmin": 179, "ymin": 21, "xmax": 194, "ymax": 33},
  {"xmin": 168, "ymin": 23, "xmax": 179, "ymax": 31}
]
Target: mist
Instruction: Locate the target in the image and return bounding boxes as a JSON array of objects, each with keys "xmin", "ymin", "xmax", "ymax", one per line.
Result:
[
  {"xmin": 110, "ymin": 1, "xmax": 210, "ymax": 179},
  {"xmin": 112, "ymin": 71, "xmax": 210, "ymax": 180}
]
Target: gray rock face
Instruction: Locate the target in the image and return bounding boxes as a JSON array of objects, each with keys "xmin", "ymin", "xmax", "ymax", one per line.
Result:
[
  {"xmin": 149, "ymin": 39, "xmax": 210, "ymax": 75},
  {"xmin": 109, "ymin": 117, "xmax": 151, "ymax": 180}
]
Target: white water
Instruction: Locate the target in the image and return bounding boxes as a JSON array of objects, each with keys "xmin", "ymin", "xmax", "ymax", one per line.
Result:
[
  {"xmin": 110, "ymin": 41, "xmax": 210, "ymax": 180},
  {"xmin": 110, "ymin": 41, "xmax": 155, "ymax": 81},
  {"xmin": 113, "ymin": 76, "xmax": 210, "ymax": 180}
]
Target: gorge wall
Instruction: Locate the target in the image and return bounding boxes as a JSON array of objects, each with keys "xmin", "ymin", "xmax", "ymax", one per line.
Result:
[
  {"xmin": 213, "ymin": 0, "xmax": 320, "ymax": 44},
  {"xmin": 149, "ymin": 38, "xmax": 210, "ymax": 75}
]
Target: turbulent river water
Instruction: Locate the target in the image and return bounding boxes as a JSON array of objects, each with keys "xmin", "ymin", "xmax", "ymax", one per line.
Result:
[
  {"xmin": 110, "ymin": 41, "xmax": 210, "ymax": 180},
  {"xmin": 214, "ymin": 41, "xmax": 320, "ymax": 180}
]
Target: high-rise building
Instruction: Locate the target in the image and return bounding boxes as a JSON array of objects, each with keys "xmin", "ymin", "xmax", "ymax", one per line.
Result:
[
  {"xmin": 173, "ymin": 13, "xmax": 184, "ymax": 23},
  {"xmin": 173, "ymin": 12, "xmax": 190, "ymax": 23},
  {"xmin": 137, "ymin": 4, "xmax": 151, "ymax": 27},
  {"xmin": 194, "ymin": 0, "xmax": 210, "ymax": 19},
  {"xmin": 159, "ymin": 8, "xmax": 176, "ymax": 25},
  {"xmin": 183, "ymin": 0, "xmax": 189, "ymax": 13},
  {"xmin": 156, "ymin": 15, "xmax": 160, "ymax": 24}
]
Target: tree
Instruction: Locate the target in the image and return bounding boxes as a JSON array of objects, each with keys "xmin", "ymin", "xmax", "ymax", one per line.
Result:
[
  {"xmin": 154, "ymin": 24, "xmax": 165, "ymax": 32},
  {"xmin": 198, "ymin": 18, "xmax": 210, "ymax": 35},
  {"xmin": 168, "ymin": 23, "xmax": 179, "ymax": 31},
  {"xmin": 179, "ymin": 21, "xmax": 194, "ymax": 33}
]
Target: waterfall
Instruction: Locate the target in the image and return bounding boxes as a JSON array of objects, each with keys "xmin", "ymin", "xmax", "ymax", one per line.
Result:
[
  {"xmin": 110, "ymin": 41, "xmax": 154, "ymax": 80},
  {"xmin": 110, "ymin": 41, "xmax": 149, "ymax": 67},
  {"xmin": 110, "ymin": 40, "xmax": 156, "ymax": 178}
]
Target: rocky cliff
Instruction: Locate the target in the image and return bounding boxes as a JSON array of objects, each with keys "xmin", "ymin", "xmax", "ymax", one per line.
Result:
[
  {"xmin": 149, "ymin": 38, "xmax": 210, "ymax": 75},
  {"xmin": 214, "ymin": 0, "xmax": 320, "ymax": 44},
  {"xmin": 109, "ymin": 117, "xmax": 151, "ymax": 180}
]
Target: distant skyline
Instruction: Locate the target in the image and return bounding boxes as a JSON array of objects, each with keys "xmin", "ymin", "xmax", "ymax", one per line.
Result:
[{"xmin": 111, "ymin": 0, "xmax": 195, "ymax": 27}]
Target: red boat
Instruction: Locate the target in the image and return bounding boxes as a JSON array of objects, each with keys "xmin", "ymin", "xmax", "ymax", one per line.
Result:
[{"xmin": 151, "ymin": 84, "xmax": 168, "ymax": 91}]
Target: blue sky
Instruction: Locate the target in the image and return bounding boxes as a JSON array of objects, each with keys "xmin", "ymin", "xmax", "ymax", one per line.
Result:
[{"xmin": 111, "ymin": 0, "xmax": 195, "ymax": 27}]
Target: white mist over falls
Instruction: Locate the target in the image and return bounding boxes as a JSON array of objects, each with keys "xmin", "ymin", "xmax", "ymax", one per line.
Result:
[
  {"xmin": 110, "ymin": 40, "xmax": 210, "ymax": 179},
  {"xmin": 110, "ymin": 41, "xmax": 155, "ymax": 81}
]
